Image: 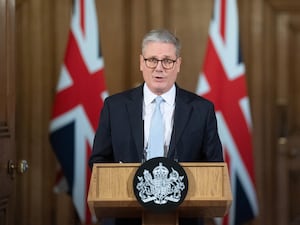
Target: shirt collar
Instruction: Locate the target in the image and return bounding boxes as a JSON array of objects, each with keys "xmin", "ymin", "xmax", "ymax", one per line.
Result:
[{"xmin": 143, "ymin": 83, "xmax": 176, "ymax": 106}]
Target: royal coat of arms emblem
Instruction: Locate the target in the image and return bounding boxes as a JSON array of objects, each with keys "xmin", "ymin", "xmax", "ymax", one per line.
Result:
[{"xmin": 133, "ymin": 157, "xmax": 188, "ymax": 212}]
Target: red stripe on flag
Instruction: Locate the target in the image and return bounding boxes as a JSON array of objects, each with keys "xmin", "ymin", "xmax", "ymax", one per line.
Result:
[{"xmin": 52, "ymin": 31, "xmax": 105, "ymax": 130}]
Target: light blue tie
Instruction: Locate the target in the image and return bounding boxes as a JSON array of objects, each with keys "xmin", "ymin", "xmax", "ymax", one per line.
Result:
[{"xmin": 147, "ymin": 96, "xmax": 164, "ymax": 160}]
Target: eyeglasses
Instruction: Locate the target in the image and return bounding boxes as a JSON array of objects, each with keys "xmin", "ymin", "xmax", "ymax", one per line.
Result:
[{"xmin": 143, "ymin": 56, "xmax": 177, "ymax": 70}]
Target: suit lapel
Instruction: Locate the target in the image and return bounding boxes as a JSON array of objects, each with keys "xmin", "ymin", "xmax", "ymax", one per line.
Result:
[
  {"xmin": 125, "ymin": 85, "xmax": 192, "ymax": 161},
  {"xmin": 168, "ymin": 88, "xmax": 192, "ymax": 159},
  {"xmin": 126, "ymin": 85, "xmax": 144, "ymax": 161}
]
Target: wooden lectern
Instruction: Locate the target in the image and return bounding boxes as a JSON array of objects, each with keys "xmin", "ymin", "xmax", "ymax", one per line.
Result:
[{"xmin": 88, "ymin": 162, "xmax": 232, "ymax": 225}]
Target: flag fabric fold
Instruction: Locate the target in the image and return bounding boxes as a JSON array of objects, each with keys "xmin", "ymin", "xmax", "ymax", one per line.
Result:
[
  {"xmin": 196, "ymin": 0, "xmax": 259, "ymax": 224},
  {"xmin": 49, "ymin": 0, "xmax": 108, "ymax": 223}
]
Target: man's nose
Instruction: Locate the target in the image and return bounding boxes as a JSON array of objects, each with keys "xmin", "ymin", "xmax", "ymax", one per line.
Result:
[{"xmin": 155, "ymin": 60, "xmax": 164, "ymax": 70}]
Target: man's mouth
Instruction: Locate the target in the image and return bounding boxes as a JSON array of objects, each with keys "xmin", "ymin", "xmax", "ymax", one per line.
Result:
[{"xmin": 153, "ymin": 74, "xmax": 164, "ymax": 79}]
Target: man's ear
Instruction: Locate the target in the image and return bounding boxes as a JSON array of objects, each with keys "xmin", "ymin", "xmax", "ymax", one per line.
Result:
[
  {"xmin": 176, "ymin": 57, "xmax": 182, "ymax": 72},
  {"xmin": 139, "ymin": 54, "xmax": 143, "ymax": 71}
]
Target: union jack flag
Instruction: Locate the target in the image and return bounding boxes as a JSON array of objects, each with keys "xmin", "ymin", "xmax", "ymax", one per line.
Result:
[
  {"xmin": 196, "ymin": 0, "xmax": 259, "ymax": 224},
  {"xmin": 49, "ymin": 0, "xmax": 108, "ymax": 223}
]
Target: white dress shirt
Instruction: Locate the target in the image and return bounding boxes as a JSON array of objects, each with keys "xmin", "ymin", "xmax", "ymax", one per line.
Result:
[{"xmin": 143, "ymin": 83, "xmax": 175, "ymax": 156}]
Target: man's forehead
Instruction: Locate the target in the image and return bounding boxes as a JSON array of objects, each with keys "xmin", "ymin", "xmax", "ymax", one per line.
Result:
[{"xmin": 143, "ymin": 42, "xmax": 176, "ymax": 57}]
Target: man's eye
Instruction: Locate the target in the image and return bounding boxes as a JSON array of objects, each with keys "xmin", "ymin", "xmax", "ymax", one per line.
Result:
[
  {"xmin": 163, "ymin": 59, "xmax": 173, "ymax": 64},
  {"xmin": 148, "ymin": 58, "xmax": 158, "ymax": 63}
]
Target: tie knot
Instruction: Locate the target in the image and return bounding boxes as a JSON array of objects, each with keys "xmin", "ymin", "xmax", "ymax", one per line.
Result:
[{"xmin": 155, "ymin": 96, "xmax": 163, "ymax": 105}]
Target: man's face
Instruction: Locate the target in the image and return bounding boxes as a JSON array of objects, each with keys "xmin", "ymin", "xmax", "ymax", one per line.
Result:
[{"xmin": 140, "ymin": 42, "xmax": 181, "ymax": 95}]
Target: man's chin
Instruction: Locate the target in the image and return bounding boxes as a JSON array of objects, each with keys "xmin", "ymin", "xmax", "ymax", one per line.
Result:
[{"xmin": 152, "ymin": 85, "xmax": 168, "ymax": 95}]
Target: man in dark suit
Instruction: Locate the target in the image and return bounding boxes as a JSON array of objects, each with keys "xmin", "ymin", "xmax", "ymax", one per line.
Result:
[{"xmin": 89, "ymin": 29, "xmax": 223, "ymax": 225}]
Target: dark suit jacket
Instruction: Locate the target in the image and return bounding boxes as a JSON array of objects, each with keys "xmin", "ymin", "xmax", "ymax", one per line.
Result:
[{"xmin": 89, "ymin": 83, "xmax": 223, "ymax": 225}]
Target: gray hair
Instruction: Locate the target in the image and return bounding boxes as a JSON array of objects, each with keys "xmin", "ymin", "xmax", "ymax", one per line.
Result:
[{"xmin": 141, "ymin": 29, "xmax": 181, "ymax": 57}]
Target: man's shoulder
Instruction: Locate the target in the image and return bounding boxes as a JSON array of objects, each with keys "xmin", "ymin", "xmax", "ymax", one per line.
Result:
[
  {"xmin": 105, "ymin": 84, "xmax": 143, "ymax": 103},
  {"xmin": 177, "ymin": 86, "xmax": 213, "ymax": 106}
]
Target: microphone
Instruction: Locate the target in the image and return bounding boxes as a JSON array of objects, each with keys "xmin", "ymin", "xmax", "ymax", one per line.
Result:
[
  {"xmin": 142, "ymin": 142, "xmax": 148, "ymax": 163},
  {"xmin": 171, "ymin": 120, "xmax": 179, "ymax": 162},
  {"xmin": 173, "ymin": 125, "xmax": 178, "ymax": 162},
  {"xmin": 142, "ymin": 118, "xmax": 147, "ymax": 163}
]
